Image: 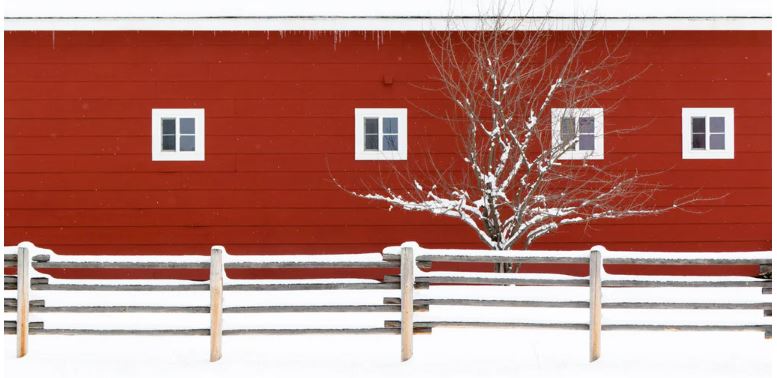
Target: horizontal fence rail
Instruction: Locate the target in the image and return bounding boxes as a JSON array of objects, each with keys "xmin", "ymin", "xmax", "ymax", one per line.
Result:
[{"xmin": 4, "ymin": 241, "xmax": 772, "ymax": 363}]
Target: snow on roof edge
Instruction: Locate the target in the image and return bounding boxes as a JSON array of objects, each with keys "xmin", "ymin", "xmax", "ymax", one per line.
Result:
[
  {"xmin": 3, "ymin": 17, "xmax": 771, "ymax": 31},
  {"xmin": 4, "ymin": 0, "xmax": 771, "ymax": 18}
]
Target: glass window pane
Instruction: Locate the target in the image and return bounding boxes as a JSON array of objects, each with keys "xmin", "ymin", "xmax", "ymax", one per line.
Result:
[
  {"xmin": 383, "ymin": 135, "xmax": 398, "ymax": 151},
  {"xmin": 560, "ymin": 117, "xmax": 575, "ymax": 139},
  {"xmin": 691, "ymin": 117, "xmax": 706, "ymax": 133},
  {"xmin": 383, "ymin": 117, "xmax": 398, "ymax": 134},
  {"xmin": 709, "ymin": 134, "xmax": 725, "ymax": 150},
  {"xmin": 365, "ymin": 135, "xmax": 379, "ymax": 150},
  {"xmin": 162, "ymin": 135, "xmax": 176, "ymax": 151},
  {"xmin": 709, "ymin": 117, "xmax": 725, "ymax": 133},
  {"xmin": 691, "ymin": 133, "xmax": 706, "ymax": 149},
  {"xmin": 180, "ymin": 118, "xmax": 195, "ymax": 134},
  {"xmin": 578, "ymin": 117, "xmax": 595, "ymax": 134},
  {"xmin": 180, "ymin": 135, "xmax": 196, "ymax": 151},
  {"xmin": 365, "ymin": 118, "xmax": 379, "ymax": 134},
  {"xmin": 560, "ymin": 117, "xmax": 576, "ymax": 148},
  {"xmin": 579, "ymin": 135, "xmax": 595, "ymax": 151},
  {"xmin": 162, "ymin": 119, "xmax": 176, "ymax": 135}
]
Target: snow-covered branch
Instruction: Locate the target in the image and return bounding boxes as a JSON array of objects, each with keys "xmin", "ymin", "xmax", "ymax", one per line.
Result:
[{"xmin": 339, "ymin": 10, "xmax": 714, "ymax": 271}]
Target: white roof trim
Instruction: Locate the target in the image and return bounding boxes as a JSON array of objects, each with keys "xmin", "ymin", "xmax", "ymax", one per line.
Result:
[
  {"xmin": 4, "ymin": 17, "xmax": 772, "ymax": 31},
  {"xmin": 5, "ymin": 0, "xmax": 771, "ymax": 18}
]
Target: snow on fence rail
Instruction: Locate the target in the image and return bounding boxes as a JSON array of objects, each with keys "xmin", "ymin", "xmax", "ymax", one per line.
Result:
[{"xmin": 3, "ymin": 241, "xmax": 772, "ymax": 363}]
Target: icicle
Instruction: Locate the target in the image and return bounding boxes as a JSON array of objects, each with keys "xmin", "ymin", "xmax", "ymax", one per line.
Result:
[{"xmin": 51, "ymin": 31, "xmax": 55, "ymax": 49}]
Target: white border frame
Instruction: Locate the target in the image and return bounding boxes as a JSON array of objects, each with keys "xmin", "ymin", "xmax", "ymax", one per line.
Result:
[
  {"xmin": 354, "ymin": 108, "xmax": 408, "ymax": 161},
  {"xmin": 551, "ymin": 108, "xmax": 604, "ymax": 160},
  {"xmin": 151, "ymin": 108, "xmax": 205, "ymax": 161},
  {"xmin": 681, "ymin": 107, "xmax": 734, "ymax": 160}
]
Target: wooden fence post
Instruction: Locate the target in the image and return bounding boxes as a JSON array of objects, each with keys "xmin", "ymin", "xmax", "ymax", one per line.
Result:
[
  {"xmin": 760, "ymin": 264, "xmax": 772, "ymax": 315},
  {"xmin": 16, "ymin": 242, "xmax": 33, "ymax": 358},
  {"xmin": 400, "ymin": 242, "xmax": 416, "ymax": 362},
  {"xmin": 210, "ymin": 246, "xmax": 225, "ymax": 362},
  {"xmin": 760, "ymin": 264, "xmax": 771, "ymax": 339},
  {"xmin": 589, "ymin": 246, "xmax": 604, "ymax": 362}
]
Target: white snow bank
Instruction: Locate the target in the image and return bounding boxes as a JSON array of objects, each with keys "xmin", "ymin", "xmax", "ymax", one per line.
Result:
[{"xmin": 4, "ymin": 330, "xmax": 771, "ymax": 378}]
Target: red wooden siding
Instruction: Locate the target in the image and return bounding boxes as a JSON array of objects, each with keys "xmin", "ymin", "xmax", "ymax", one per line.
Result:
[{"xmin": 4, "ymin": 31, "xmax": 771, "ymax": 277}]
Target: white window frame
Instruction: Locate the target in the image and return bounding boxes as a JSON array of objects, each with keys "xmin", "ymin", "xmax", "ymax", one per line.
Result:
[
  {"xmin": 151, "ymin": 108, "xmax": 205, "ymax": 161},
  {"xmin": 681, "ymin": 107, "xmax": 734, "ymax": 159},
  {"xmin": 551, "ymin": 108, "xmax": 604, "ymax": 160},
  {"xmin": 354, "ymin": 108, "xmax": 407, "ymax": 160}
]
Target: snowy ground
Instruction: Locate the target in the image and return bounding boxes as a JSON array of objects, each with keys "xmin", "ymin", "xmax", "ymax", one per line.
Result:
[{"xmin": 3, "ymin": 329, "xmax": 773, "ymax": 378}]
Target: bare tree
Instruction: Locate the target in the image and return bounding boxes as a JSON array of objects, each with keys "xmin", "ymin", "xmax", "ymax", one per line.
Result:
[{"xmin": 340, "ymin": 12, "xmax": 707, "ymax": 272}]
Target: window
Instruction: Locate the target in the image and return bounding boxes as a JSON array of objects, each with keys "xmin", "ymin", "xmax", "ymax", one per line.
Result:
[
  {"xmin": 551, "ymin": 108, "xmax": 604, "ymax": 160},
  {"xmin": 681, "ymin": 108, "xmax": 734, "ymax": 159},
  {"xmin": 354, "ymin": 108, "xmax": 407, "ymax": 160},
  {"xmin": 151, "ymin": 109, "xmax": 205, "ymax": 161}
]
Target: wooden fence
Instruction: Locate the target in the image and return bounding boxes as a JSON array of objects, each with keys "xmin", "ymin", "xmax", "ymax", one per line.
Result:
[{"xmin": 4, "ymin": 241, "xmax": 772, "ymax": 362}]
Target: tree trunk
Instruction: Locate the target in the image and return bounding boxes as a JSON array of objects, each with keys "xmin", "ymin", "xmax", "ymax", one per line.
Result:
[
  {"xmin": 494, "ymin": 262, "xmax": 510, "ymax": 273},
  {"xmin": 492, "ymin": 246, "xmax": 519, "ymax": 273}
]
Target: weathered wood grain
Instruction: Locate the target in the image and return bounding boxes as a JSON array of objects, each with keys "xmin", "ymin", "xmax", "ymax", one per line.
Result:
[
  {"xmin": 26, "ymin": 329, "xmax": 210, "ymax": 336},
  {"xmin": 395, "ymin": 321, "xmax": 589, "ymax": 330},
  {"xmin": 602, "ymin": 324, "xmax": 771, "ymax": 332},
  {"xmin": 32, "ymin": 283, "xmax": 210, "ymax": 291},
  {"xmin": 589, "ymin": 247, "xmax": 603, "ymax": 362},
  {"xmin": 400, "ymin": 244, "xmax": 415, "ymax": 362},
  {"xmin": 33, "ymin": 262, "xmax": 210, "ymax": 269},
  {"xmin": 16, "ymin": 245, "xmax": 30, "ymax": 358},
  {"xmin": 406, "ymin": 275, "xmax": 590, "ymax": 287},
  {"xmin": 602, "ymin": 279, "xmax": 771, "ymax": 288},
  {"xmin": 209, "ymin": 246, "xmax": 224, "ymax": 362},
  {"xmin": 22, "ymin": 260, "xmax": 398, "ymax": 270},
  {"xmin": 224, "ymin": 282, "xmax": 402, "ymax": 291},
  {"xmin": 223, "ymin": 328, "xmax": 402, "ymax": 335},
  {"xmin": 3, "ymin": 303, "xmax": 431, "ymax": 313},
  {"xmin": 383, "ymin": 297, "xmax": 590, "ymax": 308},
  {"xmin": 603, "ymin": 302, "xmax": 772, "ymax": 310},
  {"xmin": 225, "ymin": 261, "xmax": 399, "ymax": 269},
  {"xmin": 605, "ymin": 257, "xmax": 771, "ymax": 265}
]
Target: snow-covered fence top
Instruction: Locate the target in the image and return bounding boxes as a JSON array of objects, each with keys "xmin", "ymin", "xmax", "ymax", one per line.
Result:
[
  {"xmin": 382, "ymin": 245, "xmax": 772, "ymax": 265},
  {"xmin": 4, "ymin": 246, "xmax": 397, "ymax": 270}
]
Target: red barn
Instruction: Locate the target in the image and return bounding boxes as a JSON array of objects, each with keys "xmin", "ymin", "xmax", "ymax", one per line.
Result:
[{"xmin": 3, "ymin": 1, "xmax": 772, "ymax": 278}]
